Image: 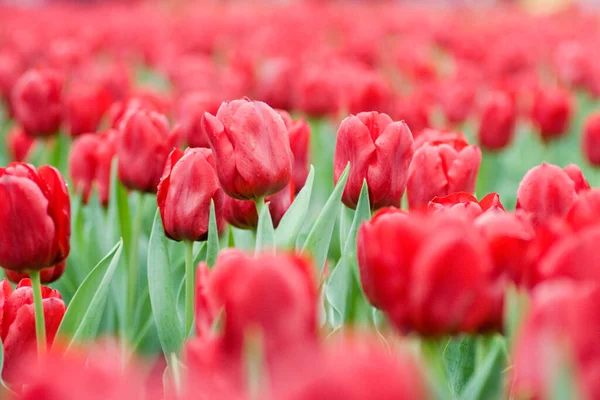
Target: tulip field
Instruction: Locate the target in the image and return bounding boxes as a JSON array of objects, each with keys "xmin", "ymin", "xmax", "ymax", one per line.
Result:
[{"xmin": 2, "ymin": 1, "xmax": 600, "ymax": 399}]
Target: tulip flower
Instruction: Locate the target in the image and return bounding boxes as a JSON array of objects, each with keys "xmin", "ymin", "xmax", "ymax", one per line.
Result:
[
  {"xmin": 176, "ymin": 91, "xmax": 222, "ymax": 148},
  {"xmin": 357, "ymin": 209, "xmax": 500, "ymax": 335},
  {"xmin": 6, "ymin": 125, "xmax": 35, "ymax": 162},
  {"xmin": 516, "ymin": 163, "xmax": 583, "ymax": 227},
  {"xmin": 11, "ymin": 68, "xmax": 64, "ymax": 137},
  {"xmin": 117, "ymin": 109, "xmax": 174, "ymax": 193},
  {"xmin": 334, "ymin": 112, "xmax": 414, "ymax": 210},
  {"xmin": 438, "ymin": 80, "xmax": 476, "ymax": 126},
  {"xmin": 64, "ymin": 83, "xmax": 113, "ymax": 137},
  {"xmin": 69, "ymin": 130, "xmax": 118, "ymax": 206},
  {"xmin": 0, "ymin": 51, "xmax": 24, "ymax": 115},
  {"xmin": 563, "ymin": 164, "xmax": 591, "ymax": 193},
  {"xmin": 223, "ymin": 183, "xmax": 294, "ymax": 230},
  {"xmin": 428, "ymin": 192, "xmax": 504, "ymax": 218},
  {"xmin": 157, "ymin": 148, "xmax": 225, "ymax": 242},
  {"xmin": 277, "ymin": 110, "xmax": 311, "ymax": 193},
  {"xmin": 5, "ymin": 260, "xmax": 65, "ymax": 284},
  {"xmin": 0, "ymin": 163, "xmax": 70, "ymax": 271},
  {"xmin": 201, "ymin": 98, "xmax": 293, "ymax": 200},
  {"xmin": 566, "ymin": 189, "xmax": 600, "ymax": 232},
  {"xmin": 407, "ymin": 131, "xmax": 481, "ymax": 210},
  {"xmin": 582, "ymin": 111, "xmax": 600, "ymax": 166},
  {"xmin": 531, "ymin": 87, "xmax": 573, "ymax": 142},
  {"xmin": 476, "ymin": 91, "xmax": 517, "ymax": 151},
  {"xmin": 1, "ymin": 278, "xmax": 66, "ymax": 383},
  {"xmin": 393, "ymin": 96, "xmax": 430, "ymax": 136}
]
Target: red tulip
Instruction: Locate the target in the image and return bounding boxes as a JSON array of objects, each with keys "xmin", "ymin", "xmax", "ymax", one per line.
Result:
[
  {"xmin": 223, "ymin": 183, "xmax": 294, "ymax": 230},
  {"xmin": 1, "ymin": 278, "xmax": 66, "ymax": 383},
  {"xmin": 438, "ymin": 80, "xmax": 476, "ymax": 126},
  {"xmin": 176, "ymin": 91, "xmax": 222, "ymax": 148},
  {"xmin": 0, "ymin": 51, "xmax": 25, "ymax": 114},
  {"xmin": 64, "ymin": 83, "xmax": 113, "ymax": 137},
  {"xmin": 531, "ymin": 87, "xmax": 573, "ymax": 142},
  {"xmin": 6, "ymin": 125, "xmax": 35, "ymax": 162},
  {"xmin": 0, "ymin": 163, "xmax": 70, "ymax": 271},
  {"xmin": 11, "ymin": 68, "xmax": 64, "ymax": 137},
  {"xmin": 201, "ymin": 98, "xmax": 293, "ymax": 200},
  {"xmin": 512, "ymin": 282, "xmax": 600, "ymax": 400},
  {"xmin": 357, "ymin": 208, "xmax": 499, "ymax": 335},
  {"xmin": 5, "ymin": 260, "xmax": 66, "ymax": 284},
  {"xmin": 407, "ymin": 132, "xmax": 481, "ymax": 210},
  {"xmin": 477, "ymin": 91, "xmax": 517, "ymax": 151},
  {"xmin": 69, "ymin": 130, "xmax": 118, "ymax": 206},
  {"xmin": 117, "ymin": 110, "xmax": 173, "ymax": 193},
  {"xmin": 566, "ymin": 189, "xmax": 600, "ymax": 232},
  {"xmin": 157, "ymin": 148, "xmax": 225, "ymax": 242},
  {"xmin": 255, "ymin": 58, "xmax": 296, "ymax": 110},
  {"xmin": 277, "ymin": 110, "xmax": 311, "ymax": 193},
  {"xmin": 393, "ymin": 96, "xmax": 430, "ymax": 136},
  {"xmin": 563, "ymin": 164, "xmax": 591, "ymax": 193},
  {"xmin": 334, "ymin": 112, "xmax": 414, "ymax": 210},
  {"xmin": 516, "ymin": 163, "xmax": 581, "ymax": 227},
  {"xmin": 582, "ymin": 111, "xmax": 600, "ymax": 166},
  {"xmin": 428, "ymin": 192, "xmax": 504, "ymax": 218}
]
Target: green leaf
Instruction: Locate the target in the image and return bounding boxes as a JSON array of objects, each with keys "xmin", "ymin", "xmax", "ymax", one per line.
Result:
[
  {"xmin": 550, "ymin": 354, "xmax": 584, "ymax": 400},
  {"xmin": 148, "ymin": 210, "xmax": 185, "ymax": 355},
  {"xmin": 461, "ymin": 337, "xmax": 506, "ymax": 400},
  {"xmin": 275, "ymin": 166, "xmax": 315, "ymax": 249},
  {"xmin": 56, "ymin": 240, "xmax": 123, "ymax": 347},
  {"xmin": 206, "ymin": 200, "xmax": 220, "ymax": 268},
  {"xmin": 444, "ymin": 337, "xmax": 477, "ymax": 397},
  {"xmin": 326, "ymin": 180, "xmax": 370, "ymax": 329},
  {"xmin": 107, "ymin": 158, "xmax": 132, "ymax": 255},
  {"xmin": 255, "ymin": 201, "xmax": 275, "ymax": 253},
  {"xmin": 230, "ymin": 227, "xmax": 255, "ymax": 251},
  {"xmin": 504, "ymin": 284, "xmax": 530, "ymax": 350},
  {"xmin": 301, "ymin": 163, "xmax": 350, "ymax": 275}
]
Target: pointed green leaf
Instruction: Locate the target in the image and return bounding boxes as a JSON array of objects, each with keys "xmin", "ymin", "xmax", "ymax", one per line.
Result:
[
  {"xmin": 301, "ymin": 163, "xmax": 350, "ymax": 275},
  {"xmin": 148, "ymin": 210, "xmax": 185, "ymax": 355},
  {"xmin": 504, "ymin": 284, "xmax": 530, "ymax": 350},
  {"xmin": 275, "ymin": 166, "xmax": 315, "ymax": 249},
  {"xmin": 206, "ymin": 200, "xmax": 220, "ymax": 267},
  {"xmin": 255, "ymin": 201, "xmax": 275, "ymax": 253},
  {"xmin": 56, "ymin": 240, "xmax": 123, "ymax": 347},
  {"xmin": 107, "ymin": 158, "xmax": 132, "ymax": 255},
  {"xmin": 461, "ymin": 337, "xmax": 506, "ymax": 400},
  {"xmin": 231, "ymin": 227, "xmax": 255, "ymax": 251},
  {"xmin": 444, "ymin": 336, "xmax": 477, "ymax": 397}
]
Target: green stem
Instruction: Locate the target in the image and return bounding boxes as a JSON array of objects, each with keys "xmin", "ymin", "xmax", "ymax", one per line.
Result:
[
  {"xmin": 127, "ymin": 193, "xmax": 146, "ymax": 338},
  {"xmin": 184, "ymin": 240, "xmax": 195, "ymax": 336},
  {"xmin": 29, "ymin": 270, "xmax": 47, "ymax": 356},
  {"xmin": 253, "ymin": 198, "xmax": 264, "ymax": 222}
]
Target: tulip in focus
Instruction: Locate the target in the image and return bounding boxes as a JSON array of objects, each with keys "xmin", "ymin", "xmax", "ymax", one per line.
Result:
[
  {"xmin": 201, "ymin": 98, "xmax": 293, "ymax": 200},
  {"xmin": 5, "ymin": 260, "xmax": 65, "ymax": 284},
  {"xmin": 0, "ymin": 163, "xmax": 70, "ymax": 271},
  {"xmin": 277, "ymin": 110, "xmax": 311, "ymax": 192},
  {"xmin": 157, "ymin": 148, "xmax": 225, "ymax": 242},
  {"xmin": 334, "ymin": 112, "xmax": 414, "ymax": 210}
]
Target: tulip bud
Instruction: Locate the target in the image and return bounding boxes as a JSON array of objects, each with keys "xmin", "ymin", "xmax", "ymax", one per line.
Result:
[
  {"xmin": 157, "ymin": 148, "xmax": 225, "ymax": 242},
  {"xmin": 277, "ymin": 110, "xmax": 311, "ymax": 192},
  {"xmin": 223, "ymin": 183, "xmax": 294, "ymax": 230},
  {"xmin": 6, "ymin": 125, "xmax": 35, "ymax": 162},
  {"xmin": 407, "ymin": 131, "xmax": 481, "ymax": 210},
  {"xmin": 0, "ymin": 163, "xmax": 70, "ymax": 271},
  {"xmin": 516, "ymin": 163, "xmax": 581, "ymax": 227},
  {"xmin": 176, "ymin": 91, "xmax": 221, "ymax": 148},
  {"xmin": 11, "ymin": 68, "xmax": 64, "ymax": 137},
  {"xmin": 582, "ymin": 112, "xmax": 600, "ymax": 166},
  {"xmin": 117, "ymin": 110, "xmax": 173, "ymax": 193},
  {"xmin": 201, "ymin": 98, "xmax": 293, "ymax": 200},
  {"xmin": 531, "ymin": 87, "xmax": 573, "ymax": 142},
  {"xmin": 439, "ymin": 81, "xmax": 475, "ymax": 126},
  {"xmin": 477, "ymin": 91, "xmax": 517, "ymax": 151},
  {"xmin": 334, "ymin": 112, "xmax": 414, "ymax": 210},
  {"xmin": 428, "ymin": 192, "xmax": 504, "ymax": 219},
  {"xmin": 69, "ymin": 130, "xmax": 118, "ymax": 206},
  {"xmin": 1, "ymin": 278, "xmax": 66, "ymax": 383},
  {"xmin": 4, "ymin": 260, "xmax": 66, "ymax": 284},
  {"xmin": 64, "ymin": 83, "xmax": 113, "ymax": 137}
]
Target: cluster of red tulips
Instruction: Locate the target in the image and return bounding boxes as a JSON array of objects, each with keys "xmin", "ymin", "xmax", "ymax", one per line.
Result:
[{"xmin": 2, "ymin": 1, "xmax": 600, "ymax": 399}]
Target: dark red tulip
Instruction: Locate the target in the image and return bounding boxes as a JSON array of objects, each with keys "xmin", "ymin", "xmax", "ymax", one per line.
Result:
[
  {"xmin": 11, "ymin": 68, "xmax": 64, "ymax": 137},
  {"xmin": 223, "ymin": 183, "xmax": 294, "ymax": 230},
  {"xmin": 157, "ymin": 148, "xmax": 225, "ymax": 242},
  {"xmin": 69, "ymin": 130, "xmax": 118, "ymax": 206},
  {"xmin": 357, "ymin": 208, "xmax": 500, "ymax": 335},
  {"xmin": 201, "ymin": 98, "xmax": 293, "ymax": 200},
  {"xmin": 4, "ymin": 260, "xmax": 66, "ymax": 285},
  {"xmin": 516, "ymin": 163, "xmax": 581, "ymax": 227},
  {"xmin": 1, "ymin": 278, "xmax": 66, "ymax": 383},
  {"xmin": 176, "ymin": 91, "xmax": 222, "ymax": 148},
  {"xmin": 64, "ymin": 83, "xmax": 113, "ymax": 137},
  {"xmin": 0, "ymin": 163, "xmax": 70, "ymax": 271},
  {"xmin": 582, "ymin": 111, "xmax": 600, "ymax": 166},
  {"xmin": 6, "ymin": 125, "xmax": 35, "ymax": 162},
  {"xmin": 477, "ymin": 91, "xmax": 517, "ymax": 151},
  {"xmin": 277, "ymin": 110, "xmax": 311, "ymax": 193},
  {"xmin": 407, "ymin": 132, "xmax": 481, "ymax": 210},
  {"xmin": 334, "ymin": 112, "xmax": 414, "ymax": 210},
  {"xmin": 429, "ymin": 192, "xmax": 504, "ymax": 218},
  {"xmin": 117, "ymin": 110, "xmax": 173, "ymax": 193},
  {"xmin": 531, "ymin": 87, "xmax": 573, "ymax": 142}
]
